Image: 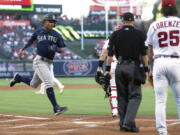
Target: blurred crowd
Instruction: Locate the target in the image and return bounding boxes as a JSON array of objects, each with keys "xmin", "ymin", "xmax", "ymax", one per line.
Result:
[{"xmin": 0, "ymin": 13, "xmax": 147, "ymax": 60}]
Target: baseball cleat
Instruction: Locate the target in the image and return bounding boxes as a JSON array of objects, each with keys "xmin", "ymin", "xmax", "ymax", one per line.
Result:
[
  {"xmin": 112, "ymin": 113, "xmax": 118, "ymax": 117},
  {"xmin": 10, "ymin": 73, "xmax": 21, "ymax": 87},
  {"xmin": 54, "ymin": 105, "xmax": 68, "ymax": 116}
]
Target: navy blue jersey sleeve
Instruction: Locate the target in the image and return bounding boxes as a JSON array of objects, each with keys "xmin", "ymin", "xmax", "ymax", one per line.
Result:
[
  {"xmin": 22, "ymin": 31, "xmax": 37, "ymax": 50},
  {"xmin": 57, "ymin": 34, "xmax": 66, "ymax": 48}
]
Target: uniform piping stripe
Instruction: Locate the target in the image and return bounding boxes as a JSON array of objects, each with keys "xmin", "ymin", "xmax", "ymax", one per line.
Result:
[{"xmin": 110, "ymin": 96, "xmax": 117, "ymax": 98}]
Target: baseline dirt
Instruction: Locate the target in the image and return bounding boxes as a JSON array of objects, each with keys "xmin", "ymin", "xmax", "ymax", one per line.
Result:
[
  {"xmin": 0, "ymin": 114, "xmax": 179, "ymax": 135},
  {"xmin": 0, "ymin": 84, "xmax": 151, "ymax": 90}
]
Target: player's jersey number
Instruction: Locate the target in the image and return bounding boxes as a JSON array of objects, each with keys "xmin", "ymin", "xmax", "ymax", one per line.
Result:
[{"xmin": 158, "ymin": 30, "xmax": 179, "ymax": 47}]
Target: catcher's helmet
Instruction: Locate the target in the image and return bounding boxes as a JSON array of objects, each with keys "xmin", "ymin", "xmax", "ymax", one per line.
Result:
[{"xmin": 43, "ymin": 14, "xmax": 57, "ymax": 23}]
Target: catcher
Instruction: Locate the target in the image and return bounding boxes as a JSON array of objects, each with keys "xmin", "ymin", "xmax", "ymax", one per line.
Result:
[{"xmin": 95, "ymin": 39, "xmax": 118, "ymax": 117}]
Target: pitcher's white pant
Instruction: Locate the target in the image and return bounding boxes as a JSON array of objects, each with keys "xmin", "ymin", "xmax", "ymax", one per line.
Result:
[
  {"xmin": 110, "ymin": 61, "xmax": 118, "ymax": 115},
  {"xmin": 153, "ymin": 57, "xmax": 180, "ymax": 135}
]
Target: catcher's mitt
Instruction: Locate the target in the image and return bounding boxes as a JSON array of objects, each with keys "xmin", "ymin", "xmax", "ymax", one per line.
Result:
[
  {"xmin": 101, "ymin": 73, "xmax": 111, "ymax": 98},
  {"xmin": 95, "ymin": 71, "xmax": 111, "ymax": 98},
  {"xmin": 95, "ymin": 71, "xmax": 105, "ymax": 85}
]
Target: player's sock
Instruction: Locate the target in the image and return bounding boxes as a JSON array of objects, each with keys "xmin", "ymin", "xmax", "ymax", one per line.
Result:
[
  {"xmin": 46, "ymin": 87, "xmax": 58, "ymax": 108},
  {"xmin": 20, "ymin": 76, "xmax": 31, "ymax": 85}
]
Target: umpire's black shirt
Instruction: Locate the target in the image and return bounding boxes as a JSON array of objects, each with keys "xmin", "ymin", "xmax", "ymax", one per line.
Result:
[{"xmin": 108, "ymin": 26, "xmax": 147, "ymax": 61}]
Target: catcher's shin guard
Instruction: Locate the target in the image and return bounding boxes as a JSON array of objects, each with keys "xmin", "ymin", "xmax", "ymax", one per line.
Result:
[{"xmin": 109, "ymin": 86, "xmax": 118, "ymax": 116}]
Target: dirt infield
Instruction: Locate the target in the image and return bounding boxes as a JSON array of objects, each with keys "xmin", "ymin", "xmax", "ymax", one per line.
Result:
[
  {"xmin": 0, "ymin": 84, "xmax": 151, "ymax": 90},
  {"xmin": 0, "ymin": 114, "xmax": 179, "ymax": 135},
  {"xmin": 0, "ymin": 84, "xmax": 179, "ymax": 135}
]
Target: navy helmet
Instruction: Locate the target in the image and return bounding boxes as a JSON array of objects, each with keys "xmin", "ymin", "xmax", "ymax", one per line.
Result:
[{"xmin": 43, "ymin": 14, "xmax": 57, "ymax": 23}]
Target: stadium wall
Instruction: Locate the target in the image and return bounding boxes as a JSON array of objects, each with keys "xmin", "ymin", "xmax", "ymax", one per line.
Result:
[{"xmin": 0, "ymin": 60, "xmax": 99, "ymax": 78}]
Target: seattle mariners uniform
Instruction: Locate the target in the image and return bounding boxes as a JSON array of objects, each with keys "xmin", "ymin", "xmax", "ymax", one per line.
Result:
[
  {"xmin": 97, "ymin": 39, "xmax": 118, "ymax": 117},
  {"xmin": 10, "ymin": 14, "xmax": 67, "ymax": 115},
  {"xmin": 147, "ymin": 0, "xmax": 180, "ymax": 134},
  {"xmin": 35, "ymin": 64, "xmax": 64, "ymax": 94}
]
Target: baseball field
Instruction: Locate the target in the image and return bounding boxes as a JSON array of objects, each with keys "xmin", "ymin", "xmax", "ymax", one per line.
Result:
[{"xmin": 0, "ymin": 77, "xmax": 179, "ymax": 135}]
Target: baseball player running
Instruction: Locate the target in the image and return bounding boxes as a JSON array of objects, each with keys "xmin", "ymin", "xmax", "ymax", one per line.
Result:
[
  {"xmin": 35, "ymin": 64, "xmax": 64, "ymax": 94},
  {"xmin": 147, "ymin": 0, "xmax": 180, "ymax": 134},
  {"xmin": 10, "ymin": 14, "xmax": 67, "ymax": 115},
  {"xmin": 97, "ymin": 39, "xmax": 118, "ymax": 117}
]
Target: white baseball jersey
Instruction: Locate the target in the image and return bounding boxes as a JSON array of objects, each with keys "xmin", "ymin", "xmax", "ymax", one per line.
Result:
[{"xmin": 147, "ymin": 16, "xmax": 180, "ymax": 56}]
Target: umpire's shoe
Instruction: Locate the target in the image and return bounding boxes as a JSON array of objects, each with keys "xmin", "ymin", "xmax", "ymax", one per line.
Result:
[
  {"xmin": 10, "ymin": 73, "xmax": 21, "ymax": 87},
  {"xmin": 121, "ymin": 125, "xmax": 140, "ymax": 132},
  {"xmin": 54, "ymin": 105, "xmax": 68, "ymax": 116}
]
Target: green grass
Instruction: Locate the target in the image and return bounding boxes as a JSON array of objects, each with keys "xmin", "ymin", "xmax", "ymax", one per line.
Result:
[
  {"xmin": 0, "ymin": 77, "xmax": 96, "ymax": 86},
  {"xmin": 0, "ymin": 78, "xmax": 178, "ymax": 116}
]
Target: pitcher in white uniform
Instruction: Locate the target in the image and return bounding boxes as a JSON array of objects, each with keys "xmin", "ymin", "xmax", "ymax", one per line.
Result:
[{"xmin": 146, "ymin": 0, "xmax": 180, "ymax": 135}]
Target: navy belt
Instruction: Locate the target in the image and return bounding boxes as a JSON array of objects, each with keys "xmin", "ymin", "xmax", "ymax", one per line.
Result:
[{"xmin": 39, "ymin": 56, "xmax": 53, "ymax": 63}]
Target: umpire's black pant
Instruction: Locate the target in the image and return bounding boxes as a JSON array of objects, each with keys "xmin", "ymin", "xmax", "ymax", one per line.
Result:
[{"xmin": 115, "ymin": 60, "xmax": 142, "ymax": 128}]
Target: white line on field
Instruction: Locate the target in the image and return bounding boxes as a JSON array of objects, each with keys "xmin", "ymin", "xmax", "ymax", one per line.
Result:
[
  {"xmin": 0, "ymin": 119, "xmax": 25, "ymax": 123},
  {"xmin": 74, "ymin": 120, "xmax": 119, "ymax": 125},
  {"xmin": 59, "ymin": 124, "xmax": 98, "ymax": 133},
  {"xmin": 10, "ymin": 124, "xmax": 47, "ymax": 129},
  {"xmin": 136, "ymin": 118, "xmax": 178, "ymax": 122},
  {"xmin": 60, "ymin": 118, "xmax": 180, "ymax": 133},
  {"xmin": 59, "ymin": 119, "xmax": 119, "ymax": 133},
  {"xmin": 15, "ymin": 115, "xmax": 49, "ymax": 120},
  {"xmin": 167, "ymin": 120, "xmax": 180, "ymax": 127},
  {"xmin": 0, "ymin": 114, "xmax": 49, "ymax": 120}
]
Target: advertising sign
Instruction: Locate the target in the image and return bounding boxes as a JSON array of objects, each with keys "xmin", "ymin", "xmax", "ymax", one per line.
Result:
[
  {"xmin": 0, "ymin": 20, "xmax": 30, "ymax": 27},
  {"xmin": 54, "ymin": 60, "xmax": 99, "ymax": 77},
  {"xmin": 0, "ymin": 0, "xmax": 34, "ymax": 11},
  {"xmin": 0, "ymin": 0, "xmax": 31, "ymax": 5}
]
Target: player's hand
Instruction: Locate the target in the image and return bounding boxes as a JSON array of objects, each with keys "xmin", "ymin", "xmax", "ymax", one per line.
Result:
[{"xmin": 104, "ymin": 71, "xmax": 111, "ymax": 79}]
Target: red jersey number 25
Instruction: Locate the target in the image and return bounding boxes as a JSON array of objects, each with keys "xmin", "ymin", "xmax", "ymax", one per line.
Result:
[{"xmin": 158, "ymin": 30, "xmax": 180, "ymax": 47}]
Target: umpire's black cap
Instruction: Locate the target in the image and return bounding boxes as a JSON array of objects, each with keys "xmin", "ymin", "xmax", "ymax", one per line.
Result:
[
  {"xmin": 43, "ymin": 14, "xmax": 57, "ymax": 23},
  {"xmin": 122, "ymin": 12, "xmax": 134, "ymax": 21}
]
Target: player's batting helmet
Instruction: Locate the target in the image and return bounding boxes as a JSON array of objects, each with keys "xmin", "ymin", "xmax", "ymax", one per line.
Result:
[{"xmin": 43, "ymin": 14, "xmax": 57, "ymax": 24}]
